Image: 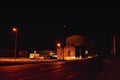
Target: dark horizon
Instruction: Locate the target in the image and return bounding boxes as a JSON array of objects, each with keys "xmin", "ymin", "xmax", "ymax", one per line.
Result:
[{"xmin": 0, "ymin": 8, "xmax": 120, "ymax": 51}]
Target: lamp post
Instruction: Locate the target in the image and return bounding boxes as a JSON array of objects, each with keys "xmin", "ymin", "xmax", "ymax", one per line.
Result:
[
  {"xmin": 57, "ymin": 42, "xmax": 61, "ymax": 59},
  {"xmin": 12, "ymin": 27, "xmax": 18, "ymax": 58},
  {"xmin": 57, "ymin": 42, "xmax": 64, "ymax": 60}
]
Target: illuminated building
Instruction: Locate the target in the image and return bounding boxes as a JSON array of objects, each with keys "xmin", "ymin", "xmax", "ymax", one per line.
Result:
[{"xmin": 62, "ymin": 34, "xmax": 94, "ymax": 59}]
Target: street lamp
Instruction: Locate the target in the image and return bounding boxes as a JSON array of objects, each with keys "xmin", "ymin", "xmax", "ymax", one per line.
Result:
[
  {"xmin": 57, "ymin": 42, "xmax": 64, "ymax": 60},
  {"xmin": 12, "ymin": 27, "xmax": 18, "ymax": 58}
]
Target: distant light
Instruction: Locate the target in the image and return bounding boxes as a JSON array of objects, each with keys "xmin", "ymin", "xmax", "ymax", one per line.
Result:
[
  {"xmin": 85, "ymin": 50, "xmax": 88, "ymax": 54},
  {"xmin": 63, "ymin": 25, "xmax": 67, "ymax": 28},
  {"xmin": 12, "ymin": 27, "xmax": 17, "ymax": 32}
]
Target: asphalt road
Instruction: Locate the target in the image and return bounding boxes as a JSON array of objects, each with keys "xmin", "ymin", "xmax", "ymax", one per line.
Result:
[{"xmin": 0, "ymin": 58, "xmax": 105, "ymax": 80}]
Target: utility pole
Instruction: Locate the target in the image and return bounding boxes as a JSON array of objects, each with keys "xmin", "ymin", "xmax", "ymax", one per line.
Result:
[{"xmin": 113, "ymin": 34, "xmax": 116, "ymax": 55}]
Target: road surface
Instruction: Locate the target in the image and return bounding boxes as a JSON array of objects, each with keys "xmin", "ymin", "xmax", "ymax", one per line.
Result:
[{"xmin": 0, "ymin": 58, "xmax": 105, "ymax": 80}]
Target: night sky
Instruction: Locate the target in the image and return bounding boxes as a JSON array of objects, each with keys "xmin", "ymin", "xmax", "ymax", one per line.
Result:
[{"xmin": 0, "ymin": 8, "xmax": 120, "ymax": 51}]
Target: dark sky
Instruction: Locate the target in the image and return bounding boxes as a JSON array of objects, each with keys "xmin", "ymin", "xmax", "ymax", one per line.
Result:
[{"xmin": 0, "ymin": 8, "xmax": 120, "ymax": 51}]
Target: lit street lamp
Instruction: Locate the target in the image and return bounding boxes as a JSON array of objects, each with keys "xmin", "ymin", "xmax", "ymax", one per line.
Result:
[
  {"xmin": 57, "ymin": 42, "xmax": 64, "ymax": 60},
  {"xmin": 57, "ymin": 43, "xmax": 61, "ymax": 47},
  {"xmin": 12, "ymin": 27, "xmax": 18, "ymax": 58}
]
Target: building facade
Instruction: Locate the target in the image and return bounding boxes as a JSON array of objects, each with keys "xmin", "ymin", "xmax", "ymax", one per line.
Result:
[{"xmin": 57, "ymin": 34, "xmax": 94, "ymax": 59}]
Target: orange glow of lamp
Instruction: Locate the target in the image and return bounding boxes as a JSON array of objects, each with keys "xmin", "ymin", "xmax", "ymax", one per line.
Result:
[
  {"xmin": 13, "ymin": 28, "xmax": 17, "ymax": 32},
  {"xmin": 57, "ymin": 43, "xmax": 61, "ymax": 47}
]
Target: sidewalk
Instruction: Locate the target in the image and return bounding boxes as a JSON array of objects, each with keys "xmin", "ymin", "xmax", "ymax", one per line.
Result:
[
  {"xmin": 0, "ymin": 55, "xmax": 96, "ymax": 62},
  {"xmin": 0, "ymin": 58, "xmax": 58, "ymax": 62},
  {"xmin": 0, "ymin": 58, "xmax": 63, "ymax": 66},
  {"xmin": 0, "ymin": 56, "xmax": 97, "ymax": 66}
]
